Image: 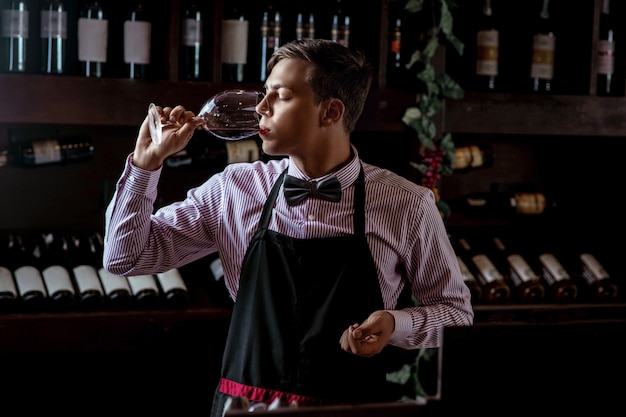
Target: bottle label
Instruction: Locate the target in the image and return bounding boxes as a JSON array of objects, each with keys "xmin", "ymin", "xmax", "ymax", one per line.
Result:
[
  {"xmin": 513, "ymin": 192, "xmax": 546, "ymax": 214},
  {"xmin": 390, "ymin": 33, "xmax": 401, "ymax": 54},
  {"xmin": 42, "ymin": 265, "xmax": 75, "ymax": 295},
  {"xmin": 127, "ymin": 274, "xmax": 159, "ymax": 296},
  {"xmin": 1, "ymin": 10, "xmax": 29, "ymax": 38},
  {"xmin": 14, "ymin": 265, "xmax": 47, "ymax": 296},
  {"xmin": 296, "ymin": 13, "xmax": 315, "ymax": 40},
  {"xmin": 476, "ymin": 29, "xmax": 499, "ymax": 76},
  {"xmin": 225, "ymin": 140, "xmax": 259, "ymax": 164},
  {"xmin": 156, "ymin": 269, "xmax": 188, "ymax": 293},
  {"xmin": 580, "ymin": 253, "xmax": 610, "ymax": 284},
  {"xmin": 182, "ymin": 18, "xmax": 203, "ymax": 46},
  {"xmin": 453, "ymin": 145, "xmax": 484, "ymax": 170},
  {"xmin": 539, "ymin": 253, "xmax": 570, "ymax": 284},
  {"xmin": 0, "ymin": 266, "xmax": 17, "ymax": 296},
  {"xmin": 124, "ymin": 20, "xmax": 151, "ymax": 64},
  {"xmin": 221, "ymin": 19, "xmax": 249, "ymax": 64},
  {"xmin": 32, "ymin": 139, "xmax": 62, "ymax": 165},
  {"xmin": 507, "ymin": 254, "xmax": 538, "ymax": 284},
  {"xmin": 530, "ymin": 34, "xmax": 555, "ymax": 80},
  {"xmin": 331, "ymin": 15, "xmax": 350, "ymax": 47},
  {"xmin": 456, "ymin": 256, "xmax": 478, "ymax": 284},
  {"xmin": 73, "ymin": 265, "xmax": 104, "ymax": 294},
  {"xmin": 210, "ymin": 257, "xmax": 224, "ymax": 281},
  {"xmin": 40, "ymin": 10, "xmax": 67, "ymax": 39},
  {"xmin": 597, "ymin": 39, "xmax": 615, "ymax": 75},
  {"xmin": 471, "ymin": 254, "xmax": 503, "ymax": 284},
  {"xmin": 98, "ymin": 267, "xmax": 131, "ymax": 295},
  {"xmin": 77, "ymin": 18, "xmax": 108, "ymax": 63}
]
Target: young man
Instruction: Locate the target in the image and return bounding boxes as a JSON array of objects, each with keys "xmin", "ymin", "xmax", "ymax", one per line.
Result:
[{"xmin": 103, "ymin": 39, "xmax": 473, "ymax": 415}]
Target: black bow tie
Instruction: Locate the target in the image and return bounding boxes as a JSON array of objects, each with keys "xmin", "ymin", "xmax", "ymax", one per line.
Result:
[{"xmin": 283, "ymin": 174, "xmax": 342, "ymax": 206}]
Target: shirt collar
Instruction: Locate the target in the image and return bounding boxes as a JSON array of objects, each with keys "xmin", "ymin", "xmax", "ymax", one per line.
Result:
[{"xmin": 287, "ymin": 145, "xmax": 361, "ymax": 188}]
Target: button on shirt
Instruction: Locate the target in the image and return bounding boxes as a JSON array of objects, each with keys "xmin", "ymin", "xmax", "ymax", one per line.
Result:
[{"xmin": 103, "ymin": 146, "xmax": 474, "ymax": 349}]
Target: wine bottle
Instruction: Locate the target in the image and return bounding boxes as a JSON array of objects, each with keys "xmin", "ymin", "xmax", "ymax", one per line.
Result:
[
  {"xmin": 475, "ymin": 0, "xmax": 498, "ymax": 91},
  {"xmin": 331, "ymin": 0, "xmax": 350, "ymax": 47},
  {"xmin": 124, "ymin": 2, "xmax": 151, "ymax": 80},
  {"xmin": 221, "ymin": 2, "xmax": 248, "ymax": 82},
  {"xmin": 77, "ymin": 1, "xmax": 107, "ymax": 78},
  {"xmin": 579, "ymin": 253, "xmax": 618, "ymax": 300},
  {"xmin": 386, "ymin": 0, "xmax": 404, "ymax": 90},
  {"xmin": 530, "ymin": 0, "xmax": 555, "ymax": 93},
  {"xmin": 462, "ymin": 190, "xmax": 554, "ymax": 218},
  {"xmin": 260, "ymin": 4, "xmax": 281, "ymax": 81},
  {"xmin": 10, "ymin": 234, "xmax": 48, "ymax": 311},
  {"xmin": 180, "ymin": 0, "xmax": 203, "ymax": 80},
  {"xmin": 165, "ymin": 134, "xmax": 261, "ymax": 169},
  {"xmin": 40, "ymin": 0, "xmax": 66, "ymax": 75},
  {"xmin": 205, "ymin": 252, "xmax": 236, "ymax": 307},
  {"xmin": 538, "ymin": 253, "xmax": 578, "ymax": 301},
  {"xmin": 7, "ymin": 134, "xmax": 94, "ymax": 167},
  {"xmin": 37, "ymin": 232, "xmax": 77, "ymax": 310},
  {"xmin": 98, "ymin": 267, "xmax": 132, "ymax": 309},
  {"xmin": 1, "ymin": 0, "xmax": 29, "ymax": 73},
  {"xmin": 127, "ymin": 274, "xmax": 160, "ymax": 308},
  {"xmin": 597, "ymin": 0, "xmax": 616, "ymax": 96},
  {"xmin": 68, "ymin": 233, "xmax": 104, "ymax": 308},
  {"xmin": 209, "ymin": 255, "xmax": 224, "ymax": 283},
  {"xmin": 0, "ymin": 265, "xmax": 18, "ymax": 311},
  {"xmin": 491, "ymin": 236, "xmax": 545, "ymax": 302},
  {"xmin": 295, "ymin": 1, "xmax": 314, "ymax": 41},
  {"xmin": 0, "ymin": 235, "xmax": 19, "ymax": 311},
  {"xmin": 80, "ymin": 231, "xmax": 131, "ymax": 308},
  {"xmin": 452, "ymin": 237, "xmax": 483, "ymax": 303},
  {"xmin": 454, "ymin": 236, "xmax": 509, "ymax": 303},
  {"xmin": 155, "ymin": 268, "xmax": 189, "ymax": 309},
  {"xmin": 452, "ymin": 143, "xmax": 494, "ymax": 172}
]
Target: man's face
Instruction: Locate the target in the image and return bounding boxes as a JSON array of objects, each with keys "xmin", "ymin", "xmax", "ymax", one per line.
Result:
[{"xmin": 257, "ymin": 58, "xmax": 326, "ymax": 158}]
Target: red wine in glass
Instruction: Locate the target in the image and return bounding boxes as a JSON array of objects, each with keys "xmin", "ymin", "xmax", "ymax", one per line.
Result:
[{"xmin": 148, "ymin": 89, "xmax": 267, "ymax": 144}]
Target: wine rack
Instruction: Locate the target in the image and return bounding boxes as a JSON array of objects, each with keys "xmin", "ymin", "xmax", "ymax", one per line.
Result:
[{"xmin": 0, "ymin": 0, "xmax": 625, "ymax": 414}]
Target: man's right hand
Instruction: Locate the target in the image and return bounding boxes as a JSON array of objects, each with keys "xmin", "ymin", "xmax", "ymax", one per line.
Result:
[{"xmin": 133, "ymin": 105, "xmax": 199, "ymax": 171}]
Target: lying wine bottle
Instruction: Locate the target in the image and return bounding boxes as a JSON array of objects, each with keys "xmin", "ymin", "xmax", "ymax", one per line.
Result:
[
  {"xmin": 580, "ymin": 253, "xmax": 618, "ymax": 300},
  {"xmin": 10, "ymin": 234, "xmax": 48, "ymax": 311},
  {"xmin": 0, "ymin": 235, "xmax": 19, "ymax": 311},
  {"xmin": 156, "ymin": 268, "xmax": 189, "ymax": 309},
  {"xmin": 451, "ymin": 237, "xmax": 483, "ymax": 303},
  {"xmin": 454, "ymin": 236, "xmax": 510, "ymax": 303},
  {"xmin": 98, "ymin": 268, "xmax": 132, "ymax": 309},
  {"xmin": 68, "ymin": 234, "xmax": 104, "ymax": 308},
  {"xmin": 538, "ymin": 253, "xmax": 578, "ymax": 301},
  {"xmin": 38, "ymin": 233, "xmax": 77, "ymax": 310},
  {"xmin": 0, "ymin": 265, "xmax": 18, "ymax": 312},
  {"xmin": 492, "ymin": 236, "xmax": 545, "ymax": 303},
  {"xmin": 127, "ymin": 274, "xmax": 160, "ymax": 308}
]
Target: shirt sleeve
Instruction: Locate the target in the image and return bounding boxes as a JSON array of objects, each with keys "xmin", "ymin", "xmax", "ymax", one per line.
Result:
[
  {"xmin": 386, "ymin": 188, "xmax": 474, "ymax": 349},
  {"xmin": 102, "ymin": 153, "xmax": 217, "ymax": 276}
]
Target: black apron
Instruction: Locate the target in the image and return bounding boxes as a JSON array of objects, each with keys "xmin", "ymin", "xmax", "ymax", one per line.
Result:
[{"xmin": 211, "ymin": 166, "xmax": 405, "ymax": 416}]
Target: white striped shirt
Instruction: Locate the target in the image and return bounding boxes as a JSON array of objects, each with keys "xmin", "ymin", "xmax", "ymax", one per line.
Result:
[{"xmin": 103, "ymin": 147, "xmax": 473, "ymax": 349}]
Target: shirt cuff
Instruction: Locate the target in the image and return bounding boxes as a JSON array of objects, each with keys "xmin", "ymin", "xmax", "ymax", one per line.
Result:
[
  {"xmin": 386, "ymin": 309, "xmax": 413, "ymax": 344},
  {"xmin": 125, "ymin": 153, "xmax": 162, "ymax": 195}
]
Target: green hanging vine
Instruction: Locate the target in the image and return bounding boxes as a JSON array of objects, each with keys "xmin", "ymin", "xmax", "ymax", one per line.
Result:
[
  {"xmin": 401, "ymin": 0, "xmax": 465, "ymax": 223},
  {"xmin": 385, "ymin": 0, "xmax": 465, "ymax": 401}
]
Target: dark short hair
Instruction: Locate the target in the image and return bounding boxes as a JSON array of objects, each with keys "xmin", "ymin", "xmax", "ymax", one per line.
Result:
[{"xmin": 267, "ymin": 39, "xmax": 373, "ymax": 133}]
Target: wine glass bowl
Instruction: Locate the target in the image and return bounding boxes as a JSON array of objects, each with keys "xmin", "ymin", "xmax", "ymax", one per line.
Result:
[{"xmin": 148, "ymin": 89, "xmax": 265, "ymax": 145}]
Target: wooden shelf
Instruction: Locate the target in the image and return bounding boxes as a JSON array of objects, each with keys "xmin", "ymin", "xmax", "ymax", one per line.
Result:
[
  {"xmin": 0, "ymin": 74, "xmax": 413, "ymax": 131},
  {"xmin": 0, "ymin": 305, "xmax": 232, "ymax": 353},
  {"xmin": 0, "ymin": 74, "xmax": 260, "ymax": 127},
  {"xmin": 445, "ymin": 92, "xmax": 626, "ymax": 137}
]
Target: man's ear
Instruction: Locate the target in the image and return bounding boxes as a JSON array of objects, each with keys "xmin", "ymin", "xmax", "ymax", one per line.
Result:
[{"xmin": 320, "ymin": 98, "xmax": 344, "ymax": 127}]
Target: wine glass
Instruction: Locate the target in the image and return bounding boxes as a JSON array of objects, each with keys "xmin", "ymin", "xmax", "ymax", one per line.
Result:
[{"xmin": 148, "ymin": 89, "xmax": 267, "ymax": 145}]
